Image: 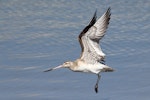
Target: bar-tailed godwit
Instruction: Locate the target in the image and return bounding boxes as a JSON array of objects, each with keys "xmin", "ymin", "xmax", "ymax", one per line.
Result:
[{"xmin": 44, "ymin": 7, "xmax": 114, "ymax": 93}]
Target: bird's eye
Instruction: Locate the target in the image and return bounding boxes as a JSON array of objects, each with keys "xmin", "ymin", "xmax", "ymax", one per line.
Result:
[{"xmin": 64, "ymin": 62, "xmax": 68, "ymax": 64}]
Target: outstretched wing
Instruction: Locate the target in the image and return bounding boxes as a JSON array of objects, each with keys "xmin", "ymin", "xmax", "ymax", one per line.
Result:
[{"xmin": 78, "ymin": 7, "xmax": 111, "ymax": 64}]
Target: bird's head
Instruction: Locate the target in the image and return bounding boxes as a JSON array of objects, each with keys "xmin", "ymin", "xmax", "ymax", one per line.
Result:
[{"xmin": 62, "ymin": 61, "xmax": 73, "ymax": 68}]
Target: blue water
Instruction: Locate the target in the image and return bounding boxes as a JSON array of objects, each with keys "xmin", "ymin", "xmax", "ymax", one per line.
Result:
[{"xmin": 0, "ymin": 0, "xmax": 150, "ymax": 100}]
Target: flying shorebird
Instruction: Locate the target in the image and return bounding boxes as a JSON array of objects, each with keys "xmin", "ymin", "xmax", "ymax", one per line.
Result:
[{"xmin": 44, "ymin": 7, "xmax": 114, "ymax": 93}]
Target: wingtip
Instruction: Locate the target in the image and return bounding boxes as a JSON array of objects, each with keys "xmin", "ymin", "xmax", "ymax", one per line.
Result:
[
  {"xmin": 78, "ymin": 8, "xmax": 97, "ymax": 39},
  {"xmin": 91, "ymin": 9, "xmax": 97, "ymax": 24},
  {"xmin": 107, "ymin": 7, "xmax": 111, "ymax": 14},
  {"xmin": 94, "ymin": 9, "xmax": 97, "ymax": 16}
]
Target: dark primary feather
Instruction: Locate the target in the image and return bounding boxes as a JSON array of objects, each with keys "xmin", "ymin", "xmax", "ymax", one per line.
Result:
[
  {"xmin": 78, "ymin": 10, "xmax": 97, "ymax": 52},
  {"xmin": 79, "ymin": 10, "xmax": 97, "ymax": 39},
  {"xmin": 78, "ymin": 7, "xmax": 111, "ymax": 63}
]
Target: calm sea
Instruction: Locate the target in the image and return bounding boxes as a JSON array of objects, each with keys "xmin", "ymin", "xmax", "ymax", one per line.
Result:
[{"xmin": 0, "ymin": 0, "xmax": 149, "ymax": 100}]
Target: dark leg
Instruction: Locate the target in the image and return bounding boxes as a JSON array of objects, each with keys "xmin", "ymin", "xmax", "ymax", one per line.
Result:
[{"xmin": 95, "ymin": 74, "xmax": 101, "ymax": 93}]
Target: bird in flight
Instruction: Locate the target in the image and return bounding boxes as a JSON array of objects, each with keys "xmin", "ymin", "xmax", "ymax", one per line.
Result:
[{"xmin": 44, "ymin": 7, "xmax": 114, "ymax": 93}]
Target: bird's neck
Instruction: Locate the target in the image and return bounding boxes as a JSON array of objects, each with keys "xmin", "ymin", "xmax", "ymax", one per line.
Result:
[{"xmin": 68, "ymin": 59, "xmax": 84, "ymax": 72}]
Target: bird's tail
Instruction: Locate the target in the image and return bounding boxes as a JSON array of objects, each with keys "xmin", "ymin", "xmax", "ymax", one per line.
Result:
[{"xmin": 102, "ymin": 65, "xmax": 114, "ymax": 72}]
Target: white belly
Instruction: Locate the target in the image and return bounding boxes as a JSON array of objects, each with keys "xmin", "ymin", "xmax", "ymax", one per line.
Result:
[{"xmin": 75, "ymin": 63, "xmax": 105, "ymax": 74}]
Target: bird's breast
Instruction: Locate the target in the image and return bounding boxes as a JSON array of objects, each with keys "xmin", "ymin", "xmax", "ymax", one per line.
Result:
[{"xmin": 74, "ymin": 62, "xmax": 103, "ymax": 74}]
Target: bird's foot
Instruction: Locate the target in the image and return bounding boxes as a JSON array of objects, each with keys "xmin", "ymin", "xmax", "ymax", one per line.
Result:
[{"xmin": 95, "ymin": 83, "xmax": 98, "ymax": 93}]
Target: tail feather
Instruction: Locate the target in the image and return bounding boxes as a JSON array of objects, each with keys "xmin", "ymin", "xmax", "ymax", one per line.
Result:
[{"xmin": 102, "ymin": 66, "xmax": 114, "ymax": 72}]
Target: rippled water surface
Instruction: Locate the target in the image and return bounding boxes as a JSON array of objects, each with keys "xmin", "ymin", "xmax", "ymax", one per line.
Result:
[{"xmin": 0, "ymin": 0, "xmax": 150, "ymax": 100}]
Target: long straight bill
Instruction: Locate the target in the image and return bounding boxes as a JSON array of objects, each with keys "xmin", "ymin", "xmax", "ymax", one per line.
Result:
[{"xmin": 44, "ymin": 65, "xmax": 63, "ymax": 72}]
